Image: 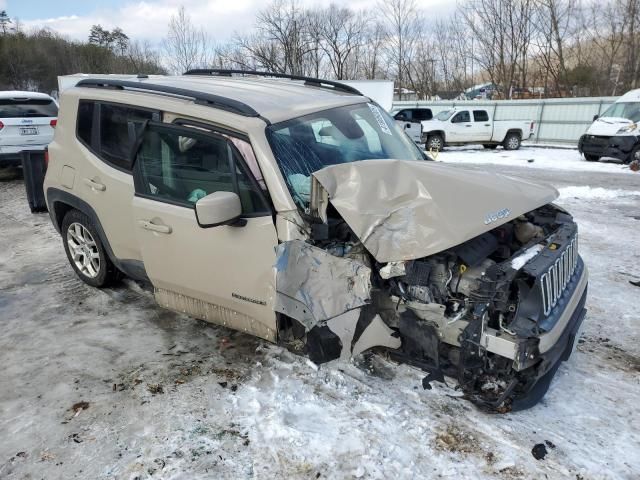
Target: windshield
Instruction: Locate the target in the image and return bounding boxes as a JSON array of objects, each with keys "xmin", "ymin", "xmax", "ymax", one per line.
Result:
[
  {"xmin": 435, "ymin": 109, "xmax": 455, "ymax": 121},
  {"xmin": 0, "ymin": 98, "xmax": 57, "ymax": 118},
  {"xmin": 266, "ymin": 102, "xmax": 425, "ymax": 209},
  {"xmin": 600, "ymin": 102, "xmax": 640, "ymax": 122}
]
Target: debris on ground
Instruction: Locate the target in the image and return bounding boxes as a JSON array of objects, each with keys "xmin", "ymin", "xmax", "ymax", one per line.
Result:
[
  {"xmin": 531, "ymin": 443, "xmax": 548, "ymax": 460},
  {"xmin": 630, "ymin": 280, "xmax": 640, "ymax": 287},
  {"xmin": 630, "ymin": 160, "xmax": 639, "ymax": 172},
  {"xmin": 147, "ymin": 384, "xmax": 164, "ymax": 395},
  {"xmin": 71, "ymin": 401, "xmax": 89, "ymax": 417}
]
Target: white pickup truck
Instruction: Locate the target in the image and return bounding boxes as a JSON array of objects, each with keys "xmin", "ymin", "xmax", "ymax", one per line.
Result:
[{"xmin": 418, "ymin": 107, "xmax": 535, "ymax": 151}]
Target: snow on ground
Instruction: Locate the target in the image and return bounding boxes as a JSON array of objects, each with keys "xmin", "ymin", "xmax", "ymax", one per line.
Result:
[
  {"xmin": 435, "ymin": 144, "xmax": 636, "ymax": 175},
  {"xmin": 0, "ymin": 149, "xmax": 639, "ymax": 479}
]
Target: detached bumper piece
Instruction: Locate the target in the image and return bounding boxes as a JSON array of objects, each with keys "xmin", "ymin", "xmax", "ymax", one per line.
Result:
[{"xmin": 578, "ymin": 134, "xmax": 639, "ymax": 163}]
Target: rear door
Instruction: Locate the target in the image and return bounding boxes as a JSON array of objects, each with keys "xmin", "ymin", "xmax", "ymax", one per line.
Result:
[
  {"xmin": 0, "ymin": 96, "xmax": 58, "ymax": 149},
  {"xmin": 130, "ymin": 122, "xmax": 278, "ymax": 340},
  {"xmin": 471, "ymin": 110, "xmax": 492, "ymax": 141}
]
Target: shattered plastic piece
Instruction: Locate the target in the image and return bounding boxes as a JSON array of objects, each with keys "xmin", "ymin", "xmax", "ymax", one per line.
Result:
[
  {"xmin": 274, "ymin": 240, "xmax": 372, "ymax": 329},
  {"xmin": 379, "ymin": 261, "xmax": 407, "ymax": 279},
  {"xmin": 312, "ymin": 160, "xmax": 558, "ymax": 262}
]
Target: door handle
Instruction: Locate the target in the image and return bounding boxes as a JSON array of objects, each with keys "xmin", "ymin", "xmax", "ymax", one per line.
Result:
[
  {"xmin": 83, "ymin": 178, "xmax": 106, "ymax": 191},
  {"xmin": 465, "ymin": 124, "xmax": 472, "ymax": 127},
  {"xmin": 485, "ymin": 124, "xmax": 491, "ymax": 126},
  {"xmin": 137, "ymin": 220, "xmax": 172, "ymax": 234}
]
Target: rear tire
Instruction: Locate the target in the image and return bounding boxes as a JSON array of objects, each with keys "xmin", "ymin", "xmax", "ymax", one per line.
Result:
[
  {"xmin": 426, "ymin": 134, "xmax": 444, "ymax": 152},
  {"xmin": 483, "ymin": 144, "xmax": 498, "ymax": 149},
  {"xmin": 61, "ymin": 209, "xmax": 118, "ymax": 288},
  {"xmin": 503, "ymin": 132, "xmax": 521, "ymax": 150},
  {"xmin": 583, "ymin": 154, "xmax": 600, "ymax": 162}
]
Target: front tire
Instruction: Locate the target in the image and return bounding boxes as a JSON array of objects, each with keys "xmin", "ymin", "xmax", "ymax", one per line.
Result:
[
  {"xmin": 503, "ymin": 132, "xmax": 521, "ymax": 150},
  {"xmin": 61, "ymin": 209, "xmax": 117, "ymax": 288},
  {"xmin": 584, "ymin": 154, "xmax": 600, "ymax": 162},
  {"xmin": 426, "ymin": 134, "xmax": 444, "ymax": 152},
  {"xmin": 627, "ymin": 146, "xmax": 640, "ymax": 164}
]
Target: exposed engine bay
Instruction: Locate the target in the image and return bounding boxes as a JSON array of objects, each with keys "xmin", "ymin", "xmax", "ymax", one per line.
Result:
[{"xmin": 275, "ymin": 202, "xmax": 584, "ymax": 412}]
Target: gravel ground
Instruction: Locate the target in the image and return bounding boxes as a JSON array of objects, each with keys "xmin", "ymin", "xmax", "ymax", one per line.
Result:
[{"xmin": 0, "ymin": 148, "xmax": 639, "ymax": 479}]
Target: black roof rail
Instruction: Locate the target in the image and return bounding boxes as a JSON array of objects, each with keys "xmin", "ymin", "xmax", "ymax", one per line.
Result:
[
  {"xmin": 183, "ymin": 69, "xmax": 364, "ymax": 96},
  {"xmin": 75, "ymin": 78, "xmax": 260, "ymax": 117}
]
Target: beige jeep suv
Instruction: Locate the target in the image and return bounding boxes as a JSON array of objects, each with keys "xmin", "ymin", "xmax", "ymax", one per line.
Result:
[{"xmin": 44, "ymin": 70, "xmax": 588, "ymax": 411}]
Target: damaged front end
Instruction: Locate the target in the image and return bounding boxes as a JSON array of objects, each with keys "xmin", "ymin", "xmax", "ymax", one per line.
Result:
[{"xmin": 274, "ymin": 160, "xmax": 588, "ymax": 412}]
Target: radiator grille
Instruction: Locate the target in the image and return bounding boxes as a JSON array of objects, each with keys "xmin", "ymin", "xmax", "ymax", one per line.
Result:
[{"xmin": 540, "ymin": 235, "xmax": 579, "ymax": 316}]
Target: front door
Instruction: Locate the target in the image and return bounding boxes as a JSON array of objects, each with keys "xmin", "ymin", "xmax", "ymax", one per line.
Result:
[
  {"xmin": 131, "ymin": 122, "xmax": 278, "ymax": 341},
  {"xmin": 448, "ymin": 110, "xmax": 472, "ymax": 142}
]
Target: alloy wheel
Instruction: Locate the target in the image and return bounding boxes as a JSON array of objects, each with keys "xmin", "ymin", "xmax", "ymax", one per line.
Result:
[
  {"xmin": 66, "ymin": 222, "xmax": 101, "ymax": 278},
  {"xmin": 506, "ymin": 135, "xmax": 520, "ymax": 149}
]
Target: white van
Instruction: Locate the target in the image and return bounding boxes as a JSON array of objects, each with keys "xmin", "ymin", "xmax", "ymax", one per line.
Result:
[{"xmin": 578, "ymin": 88, "xmax": 640, "ymax": 163}]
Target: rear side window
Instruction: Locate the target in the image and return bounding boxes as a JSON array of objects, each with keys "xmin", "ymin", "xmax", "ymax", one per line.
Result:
[
  {"xmin": 473, "ymin": 110, "xmax": 489, "ymax": 122},
  {"xmin": 76, "ymin": 100, "xmax": 157, "ymax": 171},
  {"xmin": 394, "ymin": 110, "xmax": 412, "ymax": 121},
  {"xmin": 413, "ymin": 109, "xmax": 432, "ymax": 121},
  {"xmin": 0, "ymin": 98, "xmax": 58, "ymax": 118},
  {"xmin": 77, "ymin": 101, "xmax": 94, "ymax": 146},
  {"xmin": 134, "ymin": 123, "xmax": 269, "ymax": 215}
]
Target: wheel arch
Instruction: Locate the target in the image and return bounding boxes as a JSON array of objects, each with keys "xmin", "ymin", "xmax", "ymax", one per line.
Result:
[
  {"xmin": 46, "ymin": 187, "xmax": 118, "ymax": 267},
  {"xmin": 424, "ymin": 130, "xmax": 446, "ymax": 143},
  {"xmin": 505, "ymin": 128, "xmax": 523, "ymax": 139}
]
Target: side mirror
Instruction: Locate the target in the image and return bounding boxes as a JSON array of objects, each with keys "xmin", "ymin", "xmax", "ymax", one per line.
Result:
[
  {"xmin": 593, "ymin": 114, "xmax": 599, "ymax": 121},
  {"xmin": 405, "ymin": 123, "xmax": 412, "ymax": 129},
  {"xmin": 195, "ymin": 191, "xmax": 243, "ymax": 228}
]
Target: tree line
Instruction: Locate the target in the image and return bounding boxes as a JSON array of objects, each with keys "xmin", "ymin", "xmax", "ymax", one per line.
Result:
[
  {"xmin": 1, "ymin": 0, "xmax": 640, "ymax": 99},
  {"xmin": 0, "ymin": 11, "xmax": 164, "ymax": 94},
  {"xmin": 167, "ymin": 0, "xmax": 640, "ymax": 99}
]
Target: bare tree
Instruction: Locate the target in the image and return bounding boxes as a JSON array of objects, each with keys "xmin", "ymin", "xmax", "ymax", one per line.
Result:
[
  {"xmin": 240, "ymin": 0, "xmax": 315, "ymax": 75},
  {"xmin": 358, "ymin": 21, "xmax": 388, "ymax": 79},
  {"xmin": 460, "ymin": 0, "xmax": 534, "ymax": 98},
  {"xmin": 379, "ymin": 0, "xmax": 421, "ymax": 98},
  {"xmin": 163, "ymin": 6, "xmax": 211, "ymax": 74},
  {"xmin": 315, "ymin": 5, "xmax": 367, "ymax": 79}
]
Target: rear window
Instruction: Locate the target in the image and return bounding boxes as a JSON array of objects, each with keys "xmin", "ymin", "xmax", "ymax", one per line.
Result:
[
  {"xmin": 0, "ymin": 98, "xmax": 58, "ymax": 118},
  {"xmin": 413, "ymin": 109, "xmax": 432, "ymax": 121},
  {"xmin": 76, "ymin": 100, "xmax": 157, "ymax": 171}
]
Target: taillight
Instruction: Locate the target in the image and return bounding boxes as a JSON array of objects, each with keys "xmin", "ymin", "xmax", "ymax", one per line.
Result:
[
  {"xmin": 530, "ymin": 121, "xmax": 535, "ymax": 131},
  {"xmin": 44, "ymin": 149, "xmax": 49, "ymax": 167},
  {"xmin": 0, "ymin": 120, "xmax": 4, "ymax": 130},
  {"xmin": 50, "ymin": 119, "xmax": 57, "ymax": 128}
]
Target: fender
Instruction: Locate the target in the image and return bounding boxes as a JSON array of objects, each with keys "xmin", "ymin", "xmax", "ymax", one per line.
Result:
[{"xmin": 46, "ymin": 187, "xmax": 149, "ymax": 282}]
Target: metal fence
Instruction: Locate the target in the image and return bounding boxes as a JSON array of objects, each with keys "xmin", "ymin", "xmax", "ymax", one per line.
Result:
[{"xmin": 392, "ymin": 97, "xmax": 620, "ymax": 145}]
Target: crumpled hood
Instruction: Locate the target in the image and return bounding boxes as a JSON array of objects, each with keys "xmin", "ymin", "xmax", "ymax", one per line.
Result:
[
  {"xmin": 312, "ymin": 160, "xmax": 558, "ymax": 263},
  {"xmin": 586, "ymin": 117, "xmax": 634, "ymax": 136}
]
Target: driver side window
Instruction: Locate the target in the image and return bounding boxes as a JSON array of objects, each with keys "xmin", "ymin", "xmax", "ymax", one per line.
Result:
[
  {"xmin": 452, "ymin": 111, "xmax": 470, "ymax": 123},
  {"xmin": 134, "ymin": 124, "xmax": 269, "ymax": 215}
]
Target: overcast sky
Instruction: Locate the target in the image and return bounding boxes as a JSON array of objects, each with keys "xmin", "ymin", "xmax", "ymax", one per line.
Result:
[{"xmin": 5, "ymin": 0, "xmax": 456, "ymax": 45}]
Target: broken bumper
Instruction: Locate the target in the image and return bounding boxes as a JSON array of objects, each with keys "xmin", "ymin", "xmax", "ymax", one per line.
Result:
[
  {"xmin": 510, "ymin": 267, "xmax": 588, "ymax": 411},
  {"xmin": 578, "ymin": 134, "xmax": 639, "ymax": 162}
]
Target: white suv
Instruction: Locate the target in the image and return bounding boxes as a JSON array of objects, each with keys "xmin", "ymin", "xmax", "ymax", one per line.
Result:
[{"xmin": 0, "ymin": 91, "xmax": 58, "ymax": 166}]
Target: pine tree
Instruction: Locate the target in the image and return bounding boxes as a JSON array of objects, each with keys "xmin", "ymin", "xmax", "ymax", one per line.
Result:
[{"xmin": 0, "ymin": 10, "xmax": 13, "ymax": 35}]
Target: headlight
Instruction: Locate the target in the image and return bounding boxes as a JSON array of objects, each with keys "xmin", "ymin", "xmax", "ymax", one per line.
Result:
[{"xmin": 616, "ymin": 123, "xmax": 637, "ymax": 134}]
